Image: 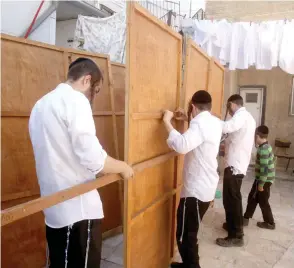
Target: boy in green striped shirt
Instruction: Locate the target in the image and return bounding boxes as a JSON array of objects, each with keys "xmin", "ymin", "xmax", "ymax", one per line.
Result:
[{"xmin": 243, "ymin": 125, "xmax": 275, "ymax": 230}]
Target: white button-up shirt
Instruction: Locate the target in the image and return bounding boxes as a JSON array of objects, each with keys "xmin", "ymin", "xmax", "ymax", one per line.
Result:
[
  {"xmin": 222, "ymin": 107, "xmax": 256, "ymax": 175},
  {"xmin": 29, "ymin": 83, "xmax": 107, "ymax": 228},
  {"xmin": 167, "ymin": 111, "xmax": 222, "ymax": 202}
]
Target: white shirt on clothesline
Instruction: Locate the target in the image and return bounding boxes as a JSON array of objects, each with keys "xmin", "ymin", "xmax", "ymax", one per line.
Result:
[{"xmin": 29, "ymin": 83, "xmax": 107, "ymax": 228}]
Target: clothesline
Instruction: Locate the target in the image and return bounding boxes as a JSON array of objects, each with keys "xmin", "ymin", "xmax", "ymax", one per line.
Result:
[{"xmin": 181, "ymin": 19, "xmax": 294, "ymax": 74}]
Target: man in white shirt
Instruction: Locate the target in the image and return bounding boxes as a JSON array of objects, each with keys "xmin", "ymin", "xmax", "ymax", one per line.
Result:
[
  {"xmin": 216, "ymin": 94, "xmax": 256, "ymax": 247},
  {"xmin": 29, "ymin": 58, "xmax": 133, "ymax": 268},
  {"xmin": 163, "ymin": 91, "xmax": 222, "ymax": 268}
]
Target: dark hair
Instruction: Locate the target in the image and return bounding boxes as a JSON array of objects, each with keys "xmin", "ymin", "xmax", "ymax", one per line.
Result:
[
  {"xmin": 256, "ymin": 125, "xmax": 269, "ymax": 139},
  {"xmin": 191, "ymin": 90, "xmax": 212, "ymax": 111},
  {"xmin": 67, "ymin": 57, "xmax": 103, "ymax": 85},
  {"xmin": 227, "ymin": 94, "xmax": 243, "ymax": 106}
]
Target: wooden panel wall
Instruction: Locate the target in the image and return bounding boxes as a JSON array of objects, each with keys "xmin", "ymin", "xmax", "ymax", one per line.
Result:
[
  {"xmin": 1, "ymin": 35, "xmax": 124, "ymax": 268},
  {"xmin": 111, "ymin": 62, "xmax": 126, "ymax": 160},
  {"xmin": 183, "ymin": 39, "xmax": 224, "ymax": 117},
  {"xmin": 124, "ymin": 3, "xmax": 182, "ymax": 268}
]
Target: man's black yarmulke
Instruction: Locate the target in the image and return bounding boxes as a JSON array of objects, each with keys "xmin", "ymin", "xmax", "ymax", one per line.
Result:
[{"xmin": 192, "ymin": 90, "xmax": 212, "ymax": 104}]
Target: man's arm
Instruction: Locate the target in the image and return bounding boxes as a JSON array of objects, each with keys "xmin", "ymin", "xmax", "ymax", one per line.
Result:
[
  {"xmin": 163, "ymin": 110, "xmax": 204, "ymax": 154},
  {"xmin": 68, "ymin": 96, "xmax": 133, "ymax": 179},
  {"xmin": 222, "ymin": 111, "xmax": 245, "ymax": 134}
]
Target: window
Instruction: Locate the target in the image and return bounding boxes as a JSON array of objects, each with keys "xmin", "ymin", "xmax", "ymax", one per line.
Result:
[{"xmin": 246, "ymin": 93, "xmax": 258, "ymax": 103}]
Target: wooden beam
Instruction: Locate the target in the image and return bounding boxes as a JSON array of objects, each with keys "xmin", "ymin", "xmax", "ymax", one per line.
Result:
[{"xmin": 1, "ymin": 151, "xmax": 178, "ymax": 227}]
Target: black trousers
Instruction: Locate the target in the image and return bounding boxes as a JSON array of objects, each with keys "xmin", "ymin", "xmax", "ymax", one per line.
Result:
[
  {"xmin": 244, "ymin": 181, "xmax": 275, "ymax": 225},
  {"xmin": 176, "ymin": 197, "xmax": 210, "ymax": 268},
  {"xmin": 223, "ymin": 167, "xmax": 244, "ymax": 239},
  {"xmin": 46, "ymin": 219, "xmax": 102, "ymax": 268}
]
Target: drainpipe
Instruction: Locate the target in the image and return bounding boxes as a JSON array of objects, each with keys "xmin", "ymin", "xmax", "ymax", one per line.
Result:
[{"xmin": 21, "ymin": 1, "xmax": 59, "ymax": 38}]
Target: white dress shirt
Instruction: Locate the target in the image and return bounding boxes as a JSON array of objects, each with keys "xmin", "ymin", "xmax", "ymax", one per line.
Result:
[
  {"xmin": 222, "ymin": 107, "xmax": 256, "ymax": 175},
  {"xmin": 29, "ymin": 83, "xmax": 107, "ymax": 228},
  {"xmin": 167, "ymin": 111, "xmax": 222, "ymax": 202}
]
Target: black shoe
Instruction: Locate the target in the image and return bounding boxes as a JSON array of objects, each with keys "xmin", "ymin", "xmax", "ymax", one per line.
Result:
[
  {"xmin": 257, "ymin": 222, "xmax": 275, "ymax": 230},
  {"xmin": 216, "ymin": 237, "xmax": 244, "ymax": 247},
  {"xmin": 222, "ymin": 222, "xmax": 228, "ymax": 231},
  {"xmin": 170, "ymin": 262, "xmax": 184, "ymax": 268}
]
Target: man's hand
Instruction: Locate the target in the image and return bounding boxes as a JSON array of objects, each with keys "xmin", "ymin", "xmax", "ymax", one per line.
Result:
[
  {"xmin": 120, "ymin": 163, "xmax": 134, "ymax": 180},
  {"xmin": 174, "ymin": 108, "xmax": 188, "ymax": 121},
  {"xmin": 258, "ymin": 184, "xmax": 264, "ymax": 192},
  {"xmin": 163, "ymin": 110, "xmax": 174, "ymax": 123}
]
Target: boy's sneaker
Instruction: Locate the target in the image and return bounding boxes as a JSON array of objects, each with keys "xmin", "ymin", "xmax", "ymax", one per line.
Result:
[
  {"xmin": 257, "ymin": 222, "xmax": 275, "ymax": 230},
  {"xmin": 222, "ymin": 217, "xmax": 249, "ymax": 231},
  {"xmin": 216, "ymin": 237, "xmax": 244, "ymax": 247}
]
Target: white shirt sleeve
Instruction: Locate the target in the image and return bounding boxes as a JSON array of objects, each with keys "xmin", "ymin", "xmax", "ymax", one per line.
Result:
[
  {"xmin": 222, "ymin": 111, "xmax": 245, "ymax": 134},
  {"xmin": 67, "ymin": 94, "xmax": 107, "ymax": 176},
  {"xmin": 167, "ymin": 121, "xmax": 204, "ymax": 154}
]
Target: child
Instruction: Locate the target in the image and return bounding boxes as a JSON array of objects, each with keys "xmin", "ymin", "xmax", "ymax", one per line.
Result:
[{"xmin": 243, "ymin": 125, "xmax": 275, "ymax": 230}]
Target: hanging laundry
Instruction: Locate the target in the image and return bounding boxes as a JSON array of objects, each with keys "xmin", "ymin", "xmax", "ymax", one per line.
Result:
[
  {"xmin": 279, "ymin": 20, "xmax": 294, "ymax": 75},
  {"xmin": 193, "ymin": 20, "xmax": 220, "ymax": 59},
  {"xmin": 229, "ymin": 22, "xmax": 251, "ymax": 70},
  {"xmin": 256, "ymin": 21, "xmax": 277, "ymax": 70},
  {"xmin": 181, "ymin": 18, "xmax": 294, "ymax": 74}
]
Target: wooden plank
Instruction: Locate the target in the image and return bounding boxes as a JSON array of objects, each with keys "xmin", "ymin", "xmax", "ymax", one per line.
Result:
[
  {"xmin": 208, "ymin": 60, "xmax": 225, "ymax": 117},
  {"xmin": 182, "ymin": 38, "xmax": 210, "ymax": 110},
  {"xmin": 124, "ymin": 2, "xmax": 182, "ymax": 268},
  {"xmin": 1, "ymin": 151, "xmax": 178, "ymax": 226},
  {"xmin": 1, "ymin": 33, "xmax": 63, "ymax": 52}
]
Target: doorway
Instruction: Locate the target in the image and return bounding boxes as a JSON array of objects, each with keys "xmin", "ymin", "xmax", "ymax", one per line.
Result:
[
  {"xmin": 240, "ymin": 86, "xmax": 265, "ymax": 126},
  {"xmin": 240, "ymin": 86, "xmax": 266, "ymax": 162}
]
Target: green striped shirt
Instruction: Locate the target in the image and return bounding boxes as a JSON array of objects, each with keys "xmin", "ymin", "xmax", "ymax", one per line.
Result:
[{"xmin": 255, "ymin": 142, "xmax": 275, "ymax": 186}]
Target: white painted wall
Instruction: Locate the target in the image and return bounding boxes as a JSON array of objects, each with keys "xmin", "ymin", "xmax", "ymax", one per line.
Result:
[
  {"xmin": 1, "ymin": 0, "xmax": 56, "ymax": 44},
  {"xmin": 29, "ymin": 11, "xmax": 56, "ymax": 45},
  {"xmin": 55, "ymin": 19, "xmax": 77, "ymax": 48}
]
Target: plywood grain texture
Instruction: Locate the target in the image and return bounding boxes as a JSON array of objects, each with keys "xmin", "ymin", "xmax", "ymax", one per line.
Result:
[
  {"xmin": 129, "ymin": 198, "xmax": 173, "ymax": 268},
  {"xmin": 124, "ymin": 3, "xmax": 182, "ymax": 268},
  {"xmin": 1, "ymin": 35, "xmax": 124, "ymax": 267},
  {"xmin": 208, "ymin": 60, "xmax": 225, "ymax": 117},
  {"xmin": 183, "ymin": 39, "xmax": 224, "ymax": 117},
  {"xmin": 1, "ymin": 196, "xmax": 46, "ymax": 268}
]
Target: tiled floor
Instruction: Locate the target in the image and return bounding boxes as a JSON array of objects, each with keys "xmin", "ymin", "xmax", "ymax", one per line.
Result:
[{"xmin": 102, "ymin": 168, "xmax": 294, "ymax": 268}]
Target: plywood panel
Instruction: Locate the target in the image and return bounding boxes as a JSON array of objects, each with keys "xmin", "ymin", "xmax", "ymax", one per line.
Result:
[
  {"xmin": 130, "ymin": 159, "xmax": 174, "ymax": 216},
  {"xmin": 1, "ymin": 38, "xmax": 65, "ymax": 113},
  {"xmin": 1, "ymin": 35, "xmax": 124, "ymax": 268},
  {"xmin": 1, "ymin": 117, "xmax": 39, "ymax": 198},
  {"xmin": 111, "ymin": 63, "xmax": 126, "ymax": 113},
  {"xmin": 183, "ymin": 41, "xmax": 210, "ymax": 109},
  {"xmin": 94, "ymin": 116, "xmax": 116, "ymax": 157},
  {"xmin": 70, "ymin": 52, "xmax": 112, "ymax": 112},
  {"xmin": 116, "ymin": 116, "xmax": 125, "ymax": 160},
  {"xmin": 129, "ymin": 119, "xmax": 172, "ymax": 164},
  {"xmin": 129, "ymin": 198, "xmax": 173, "ymax": 268},
  {"xmin": 124, "ymin": 3, "xmax": 182, "ymax": 268},
  {"xmin": 1, "ymin": 196, "xmax": 46, "ymax": 268},
  {"xmin": 183, "ymin": 39, "xmax": 224, "ymax": 117},
  {"xmin": 209, "ymin": 62, "xmax": 224, "ymax": 117},
  {"xmin": 98, "ymin": 182, "xmax": 122, "ymax": 232}
]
